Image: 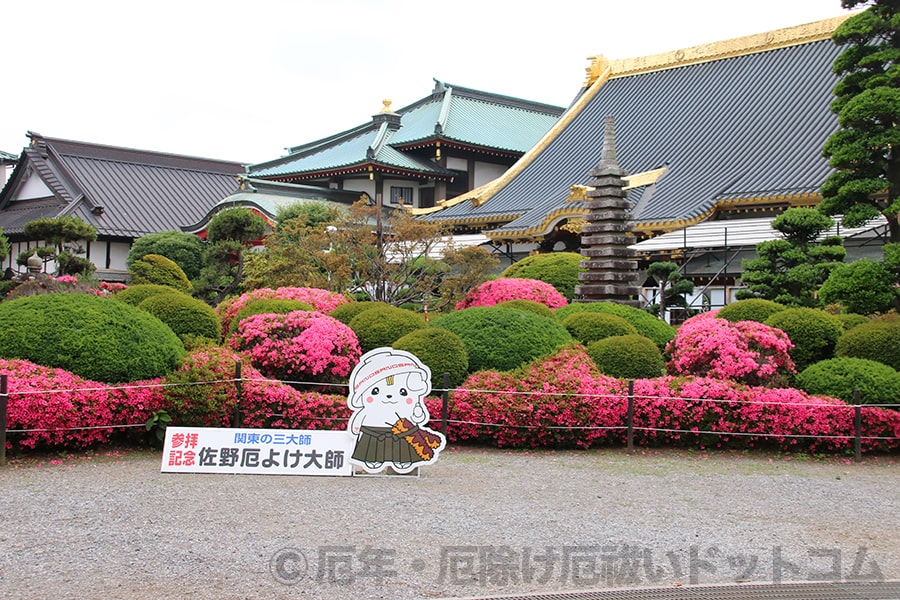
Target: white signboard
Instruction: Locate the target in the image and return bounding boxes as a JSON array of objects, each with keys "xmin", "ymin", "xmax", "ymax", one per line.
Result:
[{"xmin": 160, "ymin": 427, "xmax": 354, "ymax": 476}]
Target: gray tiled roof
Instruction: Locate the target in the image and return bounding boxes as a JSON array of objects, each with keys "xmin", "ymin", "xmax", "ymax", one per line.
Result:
[
  {"xmin": 424, "ymin": 24, "xmax": 846, "ymax": 237},
  {"xmin": 0, "ymin": 133, "xmax": 245, "ymax": 238}
]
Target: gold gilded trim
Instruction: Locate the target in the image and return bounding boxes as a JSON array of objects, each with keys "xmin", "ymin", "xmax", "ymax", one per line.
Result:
[
  {"xmin": 490, "ymin": 191, "xmax": 823, "ymax": 242},
  {"xmin": 604, "ymin": 15, "xmax": 852, "ymax": 79},
  {"xmin": 565, "ymin": 167, "xmax": 668, "ymax": 203},
  {"xmin": 414, "ymin": 61, "xmax": 615, "ymax": 216},
  {"xmin": 485, "ymin": 207, "xmax": 590, "ymax": 241}
]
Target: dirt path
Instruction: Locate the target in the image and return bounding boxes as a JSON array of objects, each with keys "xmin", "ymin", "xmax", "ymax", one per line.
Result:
[{"xmin": 0, "ymin": 446, "xmax": 896, "ymax": 599}]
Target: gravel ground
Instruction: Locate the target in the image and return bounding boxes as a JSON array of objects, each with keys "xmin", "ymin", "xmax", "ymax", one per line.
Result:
[{"xmin": 0, "ymin": 446, "xmax": 897, "ymax": 600}]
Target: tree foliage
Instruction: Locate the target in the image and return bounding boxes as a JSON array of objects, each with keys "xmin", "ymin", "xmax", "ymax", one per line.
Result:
[
  {"xmin": 275, "ymin": 200, "xmax": 345, "ymax": 228},
  {"xmin": 645, "ymin": 261, "xmax": 695, "ymax": 317},
  {"xmin": 243, "ymin": 200, "xmax": 497, "ymax": 309},
  {"xmin": 737, "ymin": 208, "xmax": 846, "ymax": 306},
  {"xmin": 820, "ymin": 1, "xmax": 900, "ymax": 241},
  {"xmin": 818, "ymin": 258, "xmax": 899, "ymax": 314},
  {"xmin": 126, "ymin": 230, "xmax": 205, "ymax": 280},
  {"xmin": 193, "ymin": 208, "xmax": 267, "ymax": 305},
  {"xmin": 21, "ymin": 216, "xmax": 97, "ymax": 277}
]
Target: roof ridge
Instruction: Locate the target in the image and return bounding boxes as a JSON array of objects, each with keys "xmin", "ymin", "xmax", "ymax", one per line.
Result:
[
  {"xmin": 27, "ymin": 132, "xmax": 245, "ymax": 171},
  {"xmin": 584, "ymin": 14, "xmax": 854, "ymax": 85}
]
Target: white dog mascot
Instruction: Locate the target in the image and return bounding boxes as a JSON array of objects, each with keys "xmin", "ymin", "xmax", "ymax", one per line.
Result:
[{"xmin": 347, "ymin": 348, "xmax": 446, "ymax": 474}]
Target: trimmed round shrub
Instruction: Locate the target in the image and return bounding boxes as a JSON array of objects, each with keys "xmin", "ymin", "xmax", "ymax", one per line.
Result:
[
  {"xmin": 586, "ymin": 335, "xmax": 665, "ymax": 379},
  {"xmin": 496, "ymin": 299, "xmax": 555, "ymax": 319},
  {"xmin": 819, "ymin": 259, "xmax": 898, "ymax": 315},
  {"xmin": 113, "ymin": 283, "xmax": 181, "ymax": 307},
  {"xmin": 0, "ymin": 293, "xmax": 185, "ymax": 383},
  {"xmin": 138, "ymin": 291, "xmax": 222, "ymax": 341},
  {"xmin": 456, "ymin": 277, "xmax": 568, "ymax": 310},
  {"xmin": 796, "ymin": 357, "xmax": 900, "ymax": 407},
  {"xmin": 555, "ymin": 302, "xmax": 675, "ymax": 350},
  {"xmin": 835, "ymin": 319, "xmax": 900, "ymax": 371},
  {"xmin": 229, "ymin": 310, "xmax": 361, "ymax": 383},
  {"xmin": 348, "ymin": 305, "xmax": 427, "ymax": 354},
  {"xmin": 229, "ymin": 299, "xmax": 313, "ymax": 335},
  {"xmin": 716, "ymin": 298, "xmax": 786, "ymax": 324},
  {"xmin": 764, "ymin": 308, "xmax": 842, "ymax": 371},
  {"xmin": 128, "ymin": 253, "xmax": 192, "ymax": 292},
  {"xmin": 562, "ymin": 312, "xmax": 637, "ymax": 345},
  {"xmin": 501, "ymin": 252, "xmax": 584, "ymax": 301},
  {"xmin": 834, "ymin": 313, "xmax": 871, "ymax": 331},
  {"xmin": 393, "ymin": 327, "xmax": 469, "ymax": 389},
  {"xmin": 432, "ymin": 306, "xmax": 573, "ymax": 372},
  {"xmin": 328, "ymin": 301, "xmax": 390, "ymax": 325},
  {"xmin": 127, "ymin": 230, "xmax": 205, "ymax": 280}
]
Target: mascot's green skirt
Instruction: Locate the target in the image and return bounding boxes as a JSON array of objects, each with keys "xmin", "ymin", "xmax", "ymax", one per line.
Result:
[{"xmin": 353, "ymin": 426, "xmax": 420, "ymax": 464}]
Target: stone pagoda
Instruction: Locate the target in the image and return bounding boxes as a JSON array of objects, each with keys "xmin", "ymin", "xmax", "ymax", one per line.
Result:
[{"xmin": 574, "ymin": 115, "xmax": 642, "ymax": 306}]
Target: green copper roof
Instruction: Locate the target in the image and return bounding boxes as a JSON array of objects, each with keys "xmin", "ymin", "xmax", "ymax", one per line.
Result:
[
  {"xmin": 248, "ymin": 80, "xmax": 564, "ymax": 180},
  {"xmin": 390, "ymin": 82, "xmax": 564, "ymax": 153}
]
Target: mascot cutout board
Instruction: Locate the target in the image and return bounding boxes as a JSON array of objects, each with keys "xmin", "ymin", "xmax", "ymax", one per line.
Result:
[{"xmin": 347, "ymin": 348, "xmax": 447, "ymax": 474}]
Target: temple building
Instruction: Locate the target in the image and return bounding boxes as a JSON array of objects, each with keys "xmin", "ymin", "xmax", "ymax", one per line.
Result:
[{"xmin": 416, "ymin": 15, "xmax": 887, "ymax": 308}]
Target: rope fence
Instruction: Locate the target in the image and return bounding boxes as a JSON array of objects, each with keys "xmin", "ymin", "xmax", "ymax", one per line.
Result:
[{"xmin": 1, "ymin": 366, "xmax": 898, "ymax": 466}]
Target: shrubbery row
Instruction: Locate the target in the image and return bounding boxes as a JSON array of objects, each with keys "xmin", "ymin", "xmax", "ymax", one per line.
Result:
[{"xmin": 5, "ymin": 345, "xmax": 898, "ymax": 454}]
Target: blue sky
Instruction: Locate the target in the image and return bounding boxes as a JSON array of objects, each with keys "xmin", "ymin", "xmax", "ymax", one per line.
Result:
[{"xmin": 2, "ymin": 0, "xmax": 856, "ymax": 165}]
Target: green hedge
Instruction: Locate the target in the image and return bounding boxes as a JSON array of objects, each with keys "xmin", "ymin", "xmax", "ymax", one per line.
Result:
[
  {"xmin": 796, "ymin": 357, "xmax": 900, "ymax": 406},
  {"xmin": 562, "ymin": 312, "xmax": 637, "ymax": 345},
  {"xmin": 432, "ymin": 306, "xmax": 572, "ymax": 372},
  {"xmin": 128, "ymin": 253, "xmax": 192, "ymax": 292},
  {"xmin": 496, "ymin": 299, "xmax": 556, "ymax": 319},
  {"xmin": 833, "ymin": 313, "xmax": 870, "ymax": 332},
  {"xmin": 328, "ymin": 301, "xmax": 389, "ymax": 325},
  {"xmin": 126, "ymin": 230, "xmax": 205, "ymax": 280},
  {"xmin": 586, "ymin": 335, "xmax": 666, "ymax": 379},
  {"xmin": 835, "ymin": 319, "xmax": 900, "ymax": 371},
  {"xmin": 717, "ymin": 298, "xmax": 786, "ymax": 324},
  {"xmin": 113, "ymin": 284, "xmax": 182, "ymax": 307},
  {"xmin": 555, "ymin": 302, "xmax": 675, "ymax": 350},
  {"xmin": 393, "ymin": 328, "xmax": 469, "ymax": 389},
  {"xmin": 0, "ymin": 293, "xmax": 184, "ymax": 383},
  {"xmin": 348, "ymin": 305, "xmax": 427, "ymax": 354},
  {"xmin": 138, "ymin": 292, "xmax": 222, "ymax": 341},
  {"xmin": 501, "ymin": 252, "xmax": 585, "ymax": 301},
  {"xmin": 764, "ymin": 307, "xmax": 842, "ymax": 371}
]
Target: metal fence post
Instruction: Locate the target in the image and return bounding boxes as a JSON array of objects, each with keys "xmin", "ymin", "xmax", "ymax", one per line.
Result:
[
  {"xmin": 854, "ymin": 389, "xmax": 862, "ymax": 462},
  {"xmin": 441, "ymin": 372, "xmax": 449, "ymax": 435},
  {"xmin": 232, "ymin": 360, "xmax": 243, "ymax": 429},
  {"xmin": 0, "ymin": 374, "xmax": 7, "ymax": 466},
  {"xmin": 627, "ymin": 379, "xmax": 634, "ymax": 452}
]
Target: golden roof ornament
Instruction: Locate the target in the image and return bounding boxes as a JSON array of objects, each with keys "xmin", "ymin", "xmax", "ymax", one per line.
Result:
[{"xmin": 379, "ymin": 99, "xmax": 397, "ymax": 114}]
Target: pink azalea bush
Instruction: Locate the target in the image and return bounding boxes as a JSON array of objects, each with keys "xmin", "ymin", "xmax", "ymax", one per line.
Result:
[
  {"xmin": 228, "ymin": 310, "xmax": 361, "ymax": 383},
  {"xmin": 455, "ymin": 277, "xmax": 569, "ymax": 310},
  {"xmin": 665, "ymin": 312, "xmax": 796, "ymax": 386},
  {"xmin": 218, "ymin": 287, "xmax": 350, "ymax": 333},
  {"xmin": 436, "ymin": 346, "xmax": 626, "ymax": 448},
  {"xmin": 3, "ymin": 340, "xmax": 898, "ymax": 454},
  {"xmin": 1, "ymin": 359, "xmax": 165, "ymax": 451},
  {"xmin": 432, "ymin": 345, "xmax": 899, "ymax": 453},
  {"xmin": 161, "ymin": 346, "xmax": 351, "ymax": 430}
]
